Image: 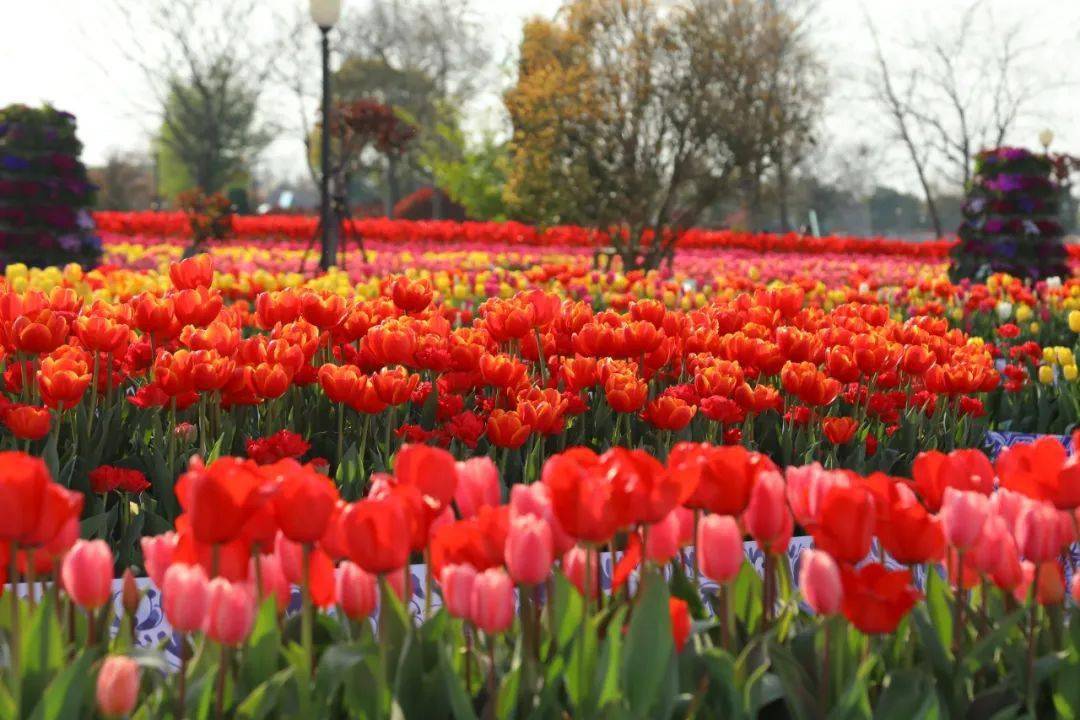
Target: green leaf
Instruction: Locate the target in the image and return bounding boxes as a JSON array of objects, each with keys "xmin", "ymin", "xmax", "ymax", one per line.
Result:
[
  {"xmin": 439, "ymin": 644, "xmax": 479, "ymax": 720},
  {"xmin": 26, "ymin": 648, "xmax": 97, "ymax": 720},
  {"xmin": 767, "ymin": 642, "xmax": 816, "ymax": 720},
  {"xmin": 731, "ymin": 562, "xmax": 763, "ymax": 637},
  {"xmin": 496, "ymin": 638, "xmax": 522, "ymax": 720},
  {"xmin": 698, "ymin": 648, "xmax": 744, "ymax": 720},
  {"xmin": 549, "ymin": 574, "xmax": 583, "ymax": 652},
  {"xmin": 234, "ymin": 668, "xmax": 294, "ymax": 720},
  {"xmin": 20, "ymin": 593, "xmax": 64, "ymax": 716},
  {"xmin": 923, "ymin": 570, "xmax": 953, "ymax": 661},
  {"xmin": 911, "ymin": 608, "xmax": 951, "ymax": 688},
  {"xmin": 873, "ymin": 669, "xmax": 941, "ymax": 720},
  {"xmin": 958, "ymin": 609, "xmax": 1024, "ymax": 680},
  {"xmin": 620, "ymin": 569, "xmax": 674, "ymax": 718},
  {"xmin": 380, "ymin": 576, "xmax": 414, "ymax": 689},
  {"xmin": 240, "ymin": 598, "xmax": 282, "ymax": 691}
]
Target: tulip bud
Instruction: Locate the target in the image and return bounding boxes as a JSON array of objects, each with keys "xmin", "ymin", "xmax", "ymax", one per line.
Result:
[
  {"xmin": 335, "ymin": 561, "xmax": 377, "ymax": 620},
  {"xmin": 799, "ymin": 549, "xmax": 841, "ymax": 615},
  {"xmin": 470, "ymin": 568, "xmax": 514, "ymax": 635},
  {"xmin": 938, "ymin": 488, "xmax": 988, "ymax": 551},
  {"xmin": 121, "ymin": 568, "xmax": 140, "ymax": 617},
  {"xmin": 505, "ymin": 514, "xmax": 553, "ymax": 586},
  {"xmin": 697, "ymin": 514, "xmax": 744, "ymax": 584},
  {"xmin": 96, "ymin": 656, "xmax": 140, "ymax": 718},
  {"xmin": 162, "ymin": 563, "xmax": 210, "ymax": 633},
  {"xmin": 204, "ymin": 578, "xmax": 255, "ymax": 646},
  {"xmin": 61, "ymin": 539, "xmax": 114, "ymax": 610},
  {"xmin": 439, "ymin": 563, "xmax": 477, "ymax": 620}
]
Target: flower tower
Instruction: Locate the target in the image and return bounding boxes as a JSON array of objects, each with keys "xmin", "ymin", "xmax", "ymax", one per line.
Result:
[
  {"xmin": 950, "ymin": 147, "xmax": 1068, "ymax": 283},
  {"xmin": 0, "ymin": 104, "xmax": 102, "ymax": 269}
]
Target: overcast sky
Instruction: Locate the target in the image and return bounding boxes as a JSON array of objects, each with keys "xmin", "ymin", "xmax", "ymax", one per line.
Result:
[{"xmin": 3, "ymin": 0, "xmax": 1078, "ymax": 193}]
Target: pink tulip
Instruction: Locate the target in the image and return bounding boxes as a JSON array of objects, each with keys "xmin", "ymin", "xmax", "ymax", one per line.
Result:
[
  {"xmin": 250, "ymin": 553, "xmax": 292, "ymax": 611},
  {"xmin": 510, "ymin": 483, "xmax": 573, "ymax": 554},
  {"xmin": 335, "ymin": 561, "xmax": 377, "ymax": 620},
  {"xmin": 938, "ymin": 488, "xmax": 988, "ymax": 550},
  {"xmin": 162, "ymin": 563, "xmax": 209, "ymax": 633},
  {"xmin": 697, "ymin": 514, "xmax": 744, "ymax": 583},
  {"xmin": 204, "ymin": 578, "xmax": 255, "ymax": 646},
  {"xmin": 140, "ymin": 532, "xmax": 177, "ymax": 588},
  {"xmin": 785, "ymin": 463, "xmax": 848, "ymax": 527},
  {"xmin": 454, "ymin": 457, "xmax": 501, "ymax": 518},
  {"xmin": 274, "ymin": 532, "xmax": 304, "ymax": 584},
  {"xmin": 1015, "ymin": 501, "xmax": 1062, "ymax": 563},
  {"xmin": 440, "ymin": 563, "xmax": 477, "ymax": 619},
  {"xmin": 645, "ymin": 510, "xmax": 681, "ymax": 563},
  {"xmin": 470, "ymin": 568, "xmax": 514, "ymax": 634},
  {"xmin": 987, "ymin": 488, "xmax": 1029, "ymax": 534},
  {"xmin": 96, "ymin": 655, "xmax": 140, "ymax": 718},
  {"xmin": 506, "ymin": 513, "xmax": 554, "ymax": 586},
  {"xmin": 742, "ymin": 470, "xmax": 793, "ymax": 553},
  {"xmin": 62, "ymin": 539, "xmax": 114, "ymax": 610},
  {"xmin": 799, "ymin": 549, "xmax": 841, "ymax": 615},
  {"xmin": 562, "ymin": 546, "xmax": 600, "ymax": 599}
]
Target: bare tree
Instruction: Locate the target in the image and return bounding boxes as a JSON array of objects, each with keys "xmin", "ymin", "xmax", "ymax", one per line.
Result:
[
  {"xmin": 864, "ymin": 1, "xmax": 1051, "ymax": 236},
  {"xmin": 111, "ymin": 0, "xmax": 279, "ymax": 193}
]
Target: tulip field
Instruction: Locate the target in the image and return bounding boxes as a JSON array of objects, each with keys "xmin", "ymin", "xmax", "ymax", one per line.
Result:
[{"xmin": 6, "ymin": 215, "xmax": 1080, "ymax": 718}]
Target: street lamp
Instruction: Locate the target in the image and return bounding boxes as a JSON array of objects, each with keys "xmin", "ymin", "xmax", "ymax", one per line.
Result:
[
  {"xmin": 311, "ymin": 0, "xmax": 343, "ymax": 270},
  {"xmin": 1039, "ymin": 128, "xmax": 1054, "ymax": 152}
]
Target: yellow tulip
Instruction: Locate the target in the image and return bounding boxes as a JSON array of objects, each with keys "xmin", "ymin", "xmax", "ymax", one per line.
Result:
[
  {"xmin": 1038, "ymin": 365, "xmax": 1055, "ymax": 385},
  {"xmin": 1065, "ymin": 364, "xmax": 1079, "ymax": 381},
  {"xmin": 1069, "ymin": 310, "xmax": 1080, "ymax": 333}
]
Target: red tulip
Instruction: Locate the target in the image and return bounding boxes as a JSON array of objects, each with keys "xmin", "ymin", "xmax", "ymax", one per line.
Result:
[
  {"xmin": 675, "ymin": 444, "xmax": 776, "ymax": 516},
  {"xmin": 840, "ymin": 563, "xmax": 921, "ymax": 634},
  {"xmin": 394, "ymin": 444, "xmax": 458, "ymax": 512},
  {"xmin": 876, "ymin": 483, "xmax": 945, "ymax": 564},
  {"xmin": 342, "ymin": 496, "xmax": 411, "ymax": 575},
  {"xmin": 266, "ymin": 459, "xmax": 339, "ymax": 544},
  {"xmin": 669, "ymin": 597, "xmax": 692, "ymax": 652},
  {"xmin": 809, "ymin": 485, "xmax": 874, "ymax": 564},
  {"xmin": 2, "ymin": 404, "xmax": 50, "ymax": 440},
  {"xmin": 822, "ymin": 416, "xmax": 858, "ymax": 445},
  {"xmin": 542, "ymin": 448, "xmax": 618, "ymax": 543},
  {"xmin": 742, "ymin": 470, "xmax": 792, "ymax": 554},
  {"xmin": 0, "ymin": 451, "xmax": 51, "ymax": 543},
  {"xmin": 913, "ymin": 449, "xmax": 995, "ymax": 512},
  {"xmin": 175, "ymin": 457, "xmax": 266, "ymax": 545},
  {"xmin": 169, "ymin": 253, "xmax": 214, "ymax": 290},
  {"xmin": 1014, "ymin": 561, "xmax": 1066, "ymax": 606}
]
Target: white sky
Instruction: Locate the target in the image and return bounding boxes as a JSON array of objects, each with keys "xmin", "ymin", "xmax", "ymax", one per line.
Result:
[{"xmin": 2, "ymin": 0, "xmax": 1078, "ymax": 193}]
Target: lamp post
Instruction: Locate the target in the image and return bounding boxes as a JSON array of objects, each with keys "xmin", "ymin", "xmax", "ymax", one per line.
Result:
[
  {"xmin": 1039, "ymin": 128, "xmax": 1054, "ymax": 153},
  {"xmin": 311, "ymin": 0, "xmax": 343, "ymax": 270}
]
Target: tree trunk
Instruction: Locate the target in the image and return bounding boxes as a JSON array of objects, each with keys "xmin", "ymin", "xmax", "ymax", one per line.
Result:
[
  {"xmin": 432, "ymin": 185, "xmax": 443, "ymax": 220},
  {"xmin": 385, "ymin": 156, "xmax": 400, "ymax": 219},
  {"xmin": 777, "ymin": 153, "xmax": 791, "ymax": 232}
]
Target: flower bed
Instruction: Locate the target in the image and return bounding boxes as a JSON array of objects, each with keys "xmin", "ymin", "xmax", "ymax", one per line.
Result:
[{"xmin": 3, "ymin": 216, "xmax": 1080, "ymax": 716}]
